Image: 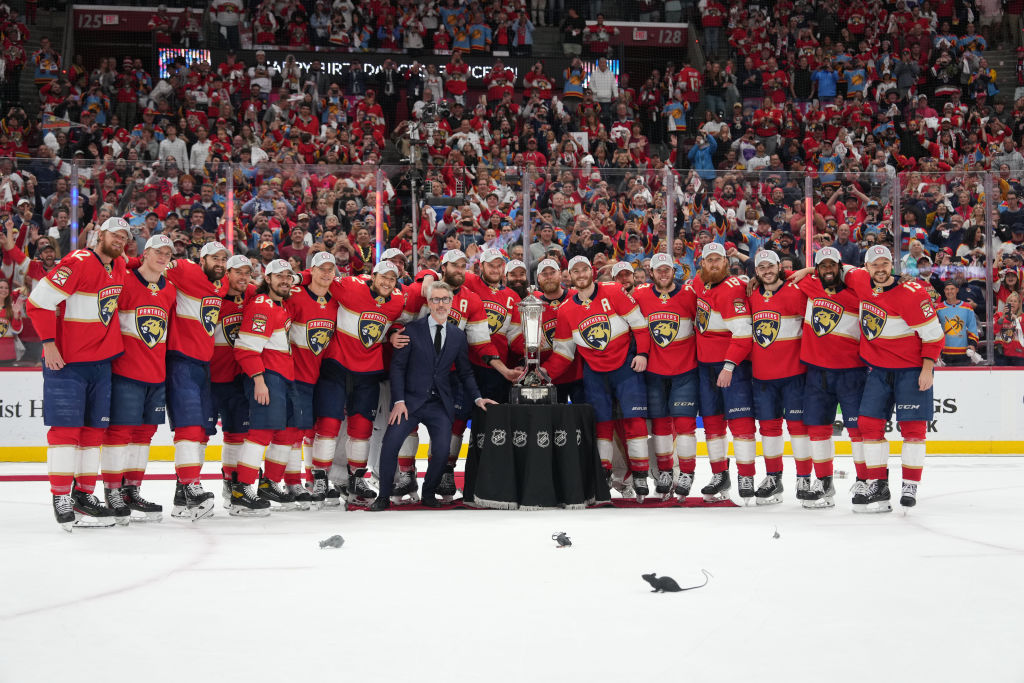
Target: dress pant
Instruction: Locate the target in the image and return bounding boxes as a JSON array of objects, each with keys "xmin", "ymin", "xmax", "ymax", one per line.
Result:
[{"xmin": 376, "ymin": 394, "xmax": 453, "ymax": 499}]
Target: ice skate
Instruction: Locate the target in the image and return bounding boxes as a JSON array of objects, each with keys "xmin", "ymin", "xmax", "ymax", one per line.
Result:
[
  {"xmin": 346, "ymin": 468, "xmax": 377, "ymax": 508},
  {"xmin": 52, "ymin": 494, "xmax": 75, "ymax": 532},
  {"xmin": 121, "ymin": 485, "xmax": 163, "ymax": 522},
  {"xmin": 654, "ymin": 469, "xmax": 675, "ymax": 501},
  {"xmin": 104, "ymin": 485, "xmax": 131, "ymax": 526},
  {"xmin": 390, "ymin": 469, "xmax": 420, "ymax": 505},
  {"xmin": 325, "ymin": 482, "xmax": 343, "ymax": 507},
  {"xmin": 701, "ymin": 470, "xmax": 731, "ymax": 502},
  {"xmin": 801, "ymin": 476, "xmax": 835, "ymax": 509},
  {"xmin": 436, "ymin": 466, "xmax": 458, "ymax": 503},
  {"xmin": 755, "ymin": 472, "xmax": 784, "ymax": 505},
  {"xmin": 229, "ymin": 477, "xmax": 271, "ymax": 517},
  {"xmin": 221, "ymin": 472, "xmax": 233, "ymax": 510},
  {"xmin": 171, "ymin": 478, "xmax": 216, "ymax": 520},
  {"xmin": 71, "ymin": 488, "xmax": 116, "ymax": 528},
  {"xmin": 850, "ymin": 479, "xmax": 869, "ymax": 512},
  {"xmin": 258, "ymin": 476, "xmax": 297, "ymax": 510},
  {"xmin": 288, "ymin": 484, "xmax": 312, "ymax": 510},
  {"xmin": 632, "ymin": 470, "xmax": 650, "ymax": 503},
  {"xmin": 857, "ymin": 478, "xmax": 892, "ymax": 514},
  {"xmin": 900, "ymin": 482, "xmax": 918, "ymax": 509},
  {"xmin": 737, "ymin": 475, "xmax": 755, "ymax": 504},
  {"xmin": 309, "ymin": 469, "xmax": 328, "ymax": 509},
  {"xmin": 795, "ymin": 475, "xmax": 811, "ymax": 501},
  {"xmin": 673, "ymin": 472, "xmax": 694, "ymax": 500}
]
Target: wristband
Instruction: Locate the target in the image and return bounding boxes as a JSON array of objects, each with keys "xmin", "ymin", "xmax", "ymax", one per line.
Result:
[{"xmin": 722, "ymin": 361, "xmax": 736, "ymax": 372}]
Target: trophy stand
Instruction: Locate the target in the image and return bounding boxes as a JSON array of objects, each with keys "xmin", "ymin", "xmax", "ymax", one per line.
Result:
[{"xmin": 509, "ymin": 296, "xmax": 558, "ymax": 405}]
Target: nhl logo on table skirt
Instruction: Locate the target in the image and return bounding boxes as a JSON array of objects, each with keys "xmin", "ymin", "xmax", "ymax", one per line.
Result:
[
  {"xmin": 537, "ymin": 430, "xmax": 550, "ymax": 447},
  {"xmin": 648, "ymin": 312, "xmax": 680, "ymax": 347},
  {"xmin": 201, "ymin": 297, "xmax": 221, "ymax": 335},
  {"xmin": 576, "ymin": 429, "xmax": 582, "ymax": 445},
  {"xmin": 476, "ymin": 433, "xmax": 485, "ymax": 449},
  {"xmin": 810, "ymin": 299, "xmax": 842, "ymax": 336},
  {"xmin": 580, "ymin": 314, "xmax": 611, "ymax": 350},
  {"xmin": 358, "ymin": 311, "xmax": 389, "ymax": 348},
  {"xmin": 491, "ymin": 429, "xmax": 506, "ymax": 446},
  {"xmin": 513, "ymin": 430, "xmax": 527, "ymax": 447},
  {"xmin": 555, "ymin": 430, "xmax": 567, "ymax": 447},
  {"xmin": 752, "ymin": 311, "xmax": 780, "ymax": 348},
  {"xmin": 306, "ymin": 319, "xmax": 335, "ymax": 356},
  {"xmin": 97, "ymin": 286, "xmax": 122, "ymax": 326},
  {"xmin": 135, "ymin": 307, "xmax": 168, "ymax": 349},
  {"xmin": 860, "ymin": 303, "xmax": 887, "ymax": 341}
]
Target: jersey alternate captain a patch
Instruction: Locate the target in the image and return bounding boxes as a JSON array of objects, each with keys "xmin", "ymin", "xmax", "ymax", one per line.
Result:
[
  {"xmin": 98, "ymin": 285, "xmax": 122, "ymax": 325},
  {"xmin": 861, "ymin": 301, "xmax": 886, "ymax": 340},
  {"xmin": 201, "ymin": 295, "xmax": 222, "ymax": 335},
  {"xmin": 810, "ymin": 298, "xmax": 843, "ymax": 336},
  {"xmin": 752, "ymin": 310, "xmax": 781, "ymax": 347},
  {"xmin": 358, "ymin": 311, "xmax": 388, "ymax": 348},
  {"xmin": 648, "ymin": 311, "xmax": 680, "ymax": 347},
  {"xmin": 135, "ymin": 306, "xmax": 169, "ymax": 349},
  {"xmin": 580, "ymin": 313, "xmax": 611, "ymax": 349},
  {"xmin": 306, "ymin": 319, "xmax": 335, "ymax": 355}
]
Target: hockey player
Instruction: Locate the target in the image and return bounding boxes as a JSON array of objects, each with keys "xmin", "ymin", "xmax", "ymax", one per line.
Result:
[
  {"xmin": 27, "ymin": 217, "xmax": 132, "ymax": 531},
  {"xmin": 632, "ymin": 252, "xmax": 699, "ymax": 500},
  {"xmin": 211, "ymin": 255, "xmax": 255, "ymax": 508},
  {"xmin": 101, "ymin": 234, "xmax": 177, "ymax": 524},
  {"xmin": 231, "ymin": 259, "xmax": 299, "ymax": 516},
  {"xmin": 746, "ymin": 250, "xmax": 810, "ymax": 505},
  {"xmin": 542, "ymin": 255, "xmax": 653, "ymax": 499},
  {"xmin": 691, "ymin": 243, "xmax": 755, "ymax": 502},
  {"xmin": 462, "ymin": 247, "xmax": 523, "ymax": 402},
  {"xmin": 164, "ymin": 241, "xmax": 231, "ymax": 519},
  {"xmin": 793, "ymin": 246, "xmax": 866, "ymax": 509},
  {"xmin": 845, "ymin": 245, "xmax": 945, "ymax": 511}
]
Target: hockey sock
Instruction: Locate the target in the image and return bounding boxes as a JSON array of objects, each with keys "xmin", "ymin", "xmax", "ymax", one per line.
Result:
[
  {"xmin": 672, "ymin": 416, "xmax": 697, "ymax": 473},
  {"xmin": 398, "ymin": 432, "xmax": 419, "ymax": 472},
  {"xmin": 238, "ymin": 430, "xmax": 272, "ymax": 485},
  {"xmin": 596, "ymin": 421, "xmax": 614, "ymax": 469},
  {"xmin": 758, "ymin": 417, "xmax": 785, "ymax": 475},
  {"xmin": 346, "ymin": 414, "xmax": 373, "ymax": 471},
  {"xmin": 173, "ymin": 426, "xmax": 207, "ymax": 484},
  {"xmin": 621, "ymin": 417, "xmax": 649, "ymax": 472},
  {"xmin": 729, "ymin": 417, "xmax": 757, "ymax": 477},
  {"xmin": 124, "ymin": 425, "xmax": 158, "ymax": 487},
  {"xmin": 848, "ymin": 427, "xmax": 866, "ymax": 479},
  {"xmin": 858, "ymin": 416, "xmax": 888, "ymax": 479},
  {"xmin": 703, "ymin": 415, "xmax": 728, "ymax": 473},
  {"xmin": 807, "ymin": 425, "xmax": 834, "ymax": 479},
  {"xmin": 46, "ymin": 426, "xmax": 80, "ymax": 496},
  {"xmin": 263, "ymin": 429, "xmax": 294, "ymax": 482},
  {"xmin": 284, "ymin": 432, "xmax": 304, "ymax": 486},
  {"xmin": 312, "ymin": 417, "xmax": 342, "ymax": 470},
  {"xmin": 789, "ymin": 420, "xmax": 811, "ymax": 477},
  {"xmin": 898, "ymin": 421, "xmax": 927, "ymax": 483},
  {"xmin": 74, "ymin": 427, "xmax": 105, "ymax": 495},
  {"xmin": 651, "ymin": 417, "xmax": 675, "ymax": 472},
  {"xmin": 448, "ymin": 419, "xmax": 467, "ymax": 468},
  {"xmin": 102, "ymin": 425, "xmax": 133, "ymax": 489},
  {"xmin": 221, "ymin": 432, "xmax": 244, "ymax": 479},
  {"xmin": 303, "ymin": 429, "xmax": 316, "ymax": 482}
]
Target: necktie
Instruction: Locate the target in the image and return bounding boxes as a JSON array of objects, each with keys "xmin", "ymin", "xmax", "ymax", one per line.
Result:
[{"xmin": 434, "ymin": 323, "xmax": 442, "ymax": 354}]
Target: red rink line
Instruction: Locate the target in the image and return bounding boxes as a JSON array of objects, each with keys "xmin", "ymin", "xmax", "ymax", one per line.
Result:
[{"xmin": 0, "ymin": 472, "xmax": 467, "ymax": 484}]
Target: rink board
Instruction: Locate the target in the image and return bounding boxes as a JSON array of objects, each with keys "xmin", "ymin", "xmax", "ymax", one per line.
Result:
[{"xmin": 0, "ymin": 367, "xmax": 1021, "ymax": 460}]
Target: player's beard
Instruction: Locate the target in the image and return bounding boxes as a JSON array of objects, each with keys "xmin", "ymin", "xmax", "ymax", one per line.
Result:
[
  {"xmin": 272, "ymin": 281, "xmax": 292, "ymax": 299},
  {"xmin": 98, "ymin": 240, "xmax": 123, "ymax": 260},
  {"xmin": 699, "ymin": 261, "xmax": 727, "ymax": 286},
  {"xmin": 537, "ymin": 278, "xmax": 561, "ymax": 297},
  {"xmin": 508, "ymin": 279, "xmax": 529, "ymax": 298},
  {"xmin": 818, "ymin": 268, "xmax": 841, "ymax": 289},
  {"xmin": 204, "ymin": 263, "xmax": 226, "ymax": 282},
  {"xmin": 444, "ymin": 270, "xmax": 465, "ymax": 289}
]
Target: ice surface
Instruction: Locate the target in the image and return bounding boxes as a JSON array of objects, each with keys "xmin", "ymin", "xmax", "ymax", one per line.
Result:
[{"xmin": 1, "ymin": 457, "xmax": 1022, "ymax": 683}]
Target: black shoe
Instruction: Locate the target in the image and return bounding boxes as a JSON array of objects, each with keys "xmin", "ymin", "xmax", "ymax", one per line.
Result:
[
  {"xmin": 172, "ymin": 478, "xmax": 215, "ymax": 520},
  {"xmin": 631, "ymin": 470, "xmax": 650, "ymax": 498},
  {"xmin": 310, "ymin": 469, "xmax": 328, "ymax": 507},
  {"xmin": 755, "ymin": 472, "xmax": 784, "ymax": 505},
  {"xmin": 104, "ymin": 485, "xmax": 131, "ymax": 526},
  {"xmin": 121, "ymin": 485, "xmax": 163, "ymax": 521},
  {"xmin": 900, "ymin": 481, "xmax": 918, "ymax": 508},
  {"xmin": 52, "ymin": 493, "xmax": 74, "ymax": 531},
  {"xmin": 420, "ymin": 494, "xmax": 441, "ymax": 508},
  {"xmin": 71, "ymin": 487, "xmax": 116, "ymax": 527},
  {"xmin": 436, "ymin": 466, "xmax": 458, "ymax": 498},
  {"xmin": 861, "ymin": 478, "xmax": 893, "ymax": 513},
  {"xmin": 258, "ymin": 476, "xmax": 296, "ymax": 509},
  {"xmin": 368, "ymin": 497, "xmax": 391, "ymax": 511},
  {"xmin": 795, "ymin": 475, "xmax": 812, "ymax": 500},
  {"xmin": 701, "ymin": 469, "xmax": 731, "ymax": 501},
  {"xmin": 347, "ymin": 468, "xmax": 377, "ymax": 506},
  {"xmin": 230, "ymin": 479, "xmax": 271, "ymax": 517}
]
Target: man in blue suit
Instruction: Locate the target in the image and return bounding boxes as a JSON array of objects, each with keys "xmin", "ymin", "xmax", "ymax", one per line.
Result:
[{"xmin": 370, "ymin": 281, "xmax": 497, "ymax": 510}]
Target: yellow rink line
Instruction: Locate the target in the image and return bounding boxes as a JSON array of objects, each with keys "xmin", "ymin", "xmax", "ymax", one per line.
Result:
[{"xmin": 0, "ymin": 441, "xmax": 1020, "ymax": 463}]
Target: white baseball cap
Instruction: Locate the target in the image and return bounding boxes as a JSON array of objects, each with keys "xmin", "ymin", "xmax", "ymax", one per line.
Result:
[
  {"xmin": 372, "ymin": 261, "xmax": 400, "ymax": 277},
  {"xmin": 754, "ymin": 250, "xmax": 780, "ymax": 267},
  {"xmin": 649, "ymin": 253, "xmax": 674, "ymax": 271},
  {"xmin": 144, "ymin": 234, "xmax": 174, "ymax": 251},
  {"xmin": 865, "ymin": 245, "xmax": 893, "ymax": 264},
  {"xmin": 814, "ymin": 246, "xmax": 842, "ymax": 265},
  {"xmin": 311, "ymin": 251, "xmax": 337, "ymax": 269},
  {"xmin": 702, "ymin": 242, "xmax": 727, "ymax": 259},
  {"xmin": 381, "ymin": 247, "xmax": 405, "ymax": 260},
  {"xmin": 199, "ymin": 241, "xmax": 228, "ymax": 258},
  {"xmin": 226, "ymin": 254, "xmax": 252, "ymax": 270},
  {"xmin": 441, "ymin": 249, "xmax": 468, "ymax": 265},
  {"xmin": 567, "ymin": 255, "xmax": 592, "ymax": 271},
  {"xmin": 504, "ymin": 259, "xmax": 527, "ymax": 275},
  {"xmin": 536, "ymin": 258, "xmax": 560, "ymax": 274},
  {"xmin": 100, "ymin": 217, "xmax": 131, "ymax": 236},
  {"xmin": 611, "ymin": 261, "xmax": 634, "ymax": 276},
  {"xmin": 481, "ymin": 248, "xmax": 506, "ymax": 263},
  {"xmin": 264, "ymin": 259, "xmax": 294, "ymax": 275}
]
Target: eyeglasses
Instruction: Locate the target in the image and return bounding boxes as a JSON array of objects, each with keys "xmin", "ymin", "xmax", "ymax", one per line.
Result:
[{"xmin": 429, "ymin": 296, "xmax": 452, "ymax": 304}]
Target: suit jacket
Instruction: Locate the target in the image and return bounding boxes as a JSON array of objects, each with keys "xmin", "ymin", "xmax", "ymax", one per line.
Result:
[{"xmin": 390, "ymin": 316, "xmax": 481, "ymax": 416}]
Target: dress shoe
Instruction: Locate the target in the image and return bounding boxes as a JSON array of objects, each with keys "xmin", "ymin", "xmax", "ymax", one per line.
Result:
[
  {"xmin": 368, "ymin": 497, "xmax": 390, "ymax": 512},
  {"xmin": 420, "ymin": 494, "xmax": 441, "ymax": 508}
]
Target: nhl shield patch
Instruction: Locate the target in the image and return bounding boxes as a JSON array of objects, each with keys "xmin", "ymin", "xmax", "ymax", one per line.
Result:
[
  {"xmin": 306, "ymin": 319, "xmax": 335, "ymax": 356},
  {"xmin": 648, "ymin": 311, "xmax": 680, "ymax": 348},
  {"xmin": 358, "ymin": 311, "xmax": 389, "ymax": 348},
  {"xmin": 221, "ymin": 313, "xmax": 243, "ymax": 346},
  {"xmin": 580, "ymin": 314, "xmax": 611, "ymax": 350},
  {"xmin": 810, "ymin": 299, "xmax": 842, "ymax": 337},
  {"xmin": 860, "ymin": 302, "xmax": 887, "ymax": 341},
  {"xmin": 752, "ymin": 311, "xmax": 780, "ymax": 348},
  {"xmin": 695, "ymin": 299, "xmax": 711, "ymax": 333},
  {"xmin": 97, "ymin": 286, "xmax": 122, "ymax": 326},
  {"xmin": 135, "ymin": 306, "xmax": 168, "ymax": 349},
  {"xmin": 200, "ymin": 296, "xmax": 221, "ymax": 336}
]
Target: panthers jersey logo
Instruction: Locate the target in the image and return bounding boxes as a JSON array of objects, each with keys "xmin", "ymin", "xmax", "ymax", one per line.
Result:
[
  {"xmin": 135, "ymin": 306, "xmax": 168, "ymax": 349},
  {"xmin": 695, "ymin": 299, "xmax": 711, "ymax": 333},
  {"xmin": 860, "ymin": 302, "xmax": 887, "ymax": 341},
  {"xmin": 483, "ymin": 300, "xmax": 507, "ymax": 335},
  {"xmin": 580, "ymin": 314, "xmax": 611, "ymax": 350},
  {"xmin": 753, "ymin": 311, "xmax": 780, "ymax": 348},
  {"xmin": 98, "ymin": 286, "xmax": 122, "ymax": 326},
  {"xmin": 648, "ymin": 311, "xmax": 680, "ymax": 348},
  {"xmin": 0, "ymin": 318, "xmax": 8, "ymax": 337},
  {"xmin": 201, "ymin": 296, "xmax": 222, "ymax": 336},
  {"xmin": 543, "ymin": 318, "xmax": 557, "ymax": 347},
  {"xmin": 359, "ymin": 311, "xmax": 389, "ymax": 348},
  {"xmin": 811, "ymin": 299, "xmax": 842, "ymax": 337},
  {"xmin": 221, "ymin": 313, "xmax": 243, "ymax": 346},
  {"xmin": 306, "ymin": 319, "xmax": 335, "ymax": 356}
]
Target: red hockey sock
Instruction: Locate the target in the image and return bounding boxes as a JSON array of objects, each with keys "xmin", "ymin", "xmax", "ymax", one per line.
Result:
[
  {"xmin": 47, "ymin": 427, "xmax": 80, "ymax": 495},
  {"xmin": 447, "ymin": 419, "xmax": 468, "ymax": 468}
]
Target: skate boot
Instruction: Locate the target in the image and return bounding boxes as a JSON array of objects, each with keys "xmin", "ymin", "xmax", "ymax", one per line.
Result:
[
  {"xmin": 171, "ymin": 478, "xmax": 216, "ymax": 520},
  {"xmin": 795, "ymin": 476, "xmax": 812, "ymax": 501},
  {"xmin": 103, "ymin": 485, "xmax": 131, "ymax": 526},
  {"xmin": 222, "ymin": 471, "xmax": 233, "ymax": 510},
  {"xmin": 258, "ymin": 475, "xmax": 297, "ymax": 510},
  {"xmin": 850, "ymin": 479, "xmax": 870, "ymax": 512},
  {"xmin": 390, "ymin": 469, "xmax": 420, "ymax": 505},
  {"xmin": 121, "ymin": 485, "xmax": 163, "ymax": 522},
  {"xmin": 632, "ymin": 470, "xmax": 650, "ymax": 503},
  {"xmin": 52, "ymin": 494, "xmax": 75, "ymax": 532},
  {"xmin": 900, "ymin": 481, "xmax": 918, "ymax": 508},
  {"xmin": 654, "ymin": 469, "xmax": 675, "ymax": 500},
  {"xmin": 288, "ymin": 484, "xmax": 312, "ymax": 511},
  {"xmin": 71, "ymin": 487, "xmax": 116, "ymax": 528},
  {"xmin": 346, "ymin": 468, "xmax": 377, "ymax": 507},
  {"xmin": 436, "ymin": 466, "xmax": 458, "ymax": 503},
  {"xmin": 737, "ymin": 475, "xmax": 755, "ymax": 504},
  {"xmin": 858, "ymin": 478, "xmax": 892, "ymax": 514},
  {"xmin": 755, "ymin": 472, "xmax": 784, "ymax": 505},
  {"xmin": 325, "ymin": 481, "xmax": 342, "ymax": 507},
  {"xmin": 801, "ymin": 476, "xmax": 835, "ymax": 509},
  {"xmin": 309, "ymin": 469, "xmax": 328, "ymax": 510},
  {"xmin": 701, "ymin": 469, "xmax": 731, "ymax": 502},
  {"xmin": 673, "ymin": 472, "xmax": 694, "ymax": 500},
  {"xmin": 230, "ymin": 474, "xmax": 271, "ymax": 517}
]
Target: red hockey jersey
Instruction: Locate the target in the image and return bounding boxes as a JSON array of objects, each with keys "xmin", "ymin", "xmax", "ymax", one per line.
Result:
[
  {"xmin": 26, "ymin": 248, "xmax": 127, "ymax": 364},
  {"xmin": 327, "ymin": 276, "xmax": 405, "ymax": 374},
  {"xmin": 545, "ymin": 282, "xmax": 650, "ymax": 376},
  {"xmin": 210, "ymin": 285, "xmax": 254, "ymax": 383},
  {"xmin": 846, "ymin": 269, "xmax": 945, "ymax": 369},
  {"xmin": 234, "ymin": 294, "xmax": 294, "ymax": 380},
  {"xmin": 692, "ymin": 275, "xmax": 752, "ymax": 365},
  {"xmin": 112, "ymin": 269, "xmax": 177, "ymax": 383},
  {"xmin": 287, "ymin": 284, "xmax": 340, "ymax": 384},
  {"xmin": 463, "ymin": 271, "xmax": 522, "ymax": 364},
  {"xmin": 748, "ymin": 282, "xmax": 807, "ymax": 380},
  {"xmin": 632, "ymin": 282, "xmax": 697, "ymax": 376},
  {"xmin": 165, "ymin": 259, "xmax": 230, "ymax": 362},
  {"xmin": 508, "ymin": 288, "xmax": 583, "ymax": 384},
  {"xmin": 403, "ymin": 280, "xmax": 499, "ymax": 367},
  {"xmin": 795, "ymin": 275, "xmax": 864, "ymax": 370}
]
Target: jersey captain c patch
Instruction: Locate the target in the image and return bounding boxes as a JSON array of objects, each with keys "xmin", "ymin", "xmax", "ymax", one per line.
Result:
[
  {"xmin": 752, "ymin": 310, "xmax": 780, "ymax": 348},
  {"xmin": 648, "ymin": 311, "xmax": 680, "ymax": 347},
  {"xmin": 98, "ymin": 286, "xmax": 122, "ymax": 326},
  {"xmin": 358, "ymin": 311, "xmax": 388, "ymax": 348},
  {"xmin": 861, "ymin": 302, "xmax": 887, "ymax": 340},
  {"xmin": 135, "ymin": 306, "xmax": 168, "ymax": 349},
  {"xmin": 201, "ymin": 296, "xmax": 222, "ymax": 336},
  {"xmin": 810, "ymin": 299, "xmax": 843, "ymax": 336},
  {"xmin": 306, "ymin": 319, "xmax": 335, "ymax": 355},
  {"xmin": 580, "ymin": 314, "xmax": 611, "ymax": 350}
]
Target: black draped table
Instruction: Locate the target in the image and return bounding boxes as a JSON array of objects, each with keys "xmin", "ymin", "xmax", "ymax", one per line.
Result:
[{"xmin": 463, "ymin": 403, "xmax": 611, "ymax": 510}]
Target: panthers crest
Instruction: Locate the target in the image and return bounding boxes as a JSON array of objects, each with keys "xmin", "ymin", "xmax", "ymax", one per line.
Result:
[
  {"xmin": 695, "ymin": 299, "xmax": 711, "ymax": 333},
  {"xmin": 221, "ymin": 313, "xmax": 243, "ymax": 346},
  {"xmin": 752, "ymin": 311, "xmax": 780, "ymax": 348},
  {"xmin": 201, "ymin": 296, "xmax": 222, "ymax": 336},
  {"xmin": 0, "ymin": 318, "xmax": 8, "ymax": 337},
  {"xmin": 580, "ymin": 314, "xmax": 611, "ymax": 350},
  {"xmin": 98, "ymin": 286, "xmax": 122, "ymax": 326},
  {"xmin": 860, "ymin": 302, "xmax": 886, "ymax": 341},
  {"xmin": 648, "ymin": 311, "xmax": 680, "ymax": 348},
  {"xmin": 483, "ymin": 300, "xmax": 507, "ymax": 335},
  {"xmin": 135, "ymin": 306, "xmax": 168, "ymax": 349},
  {"xmin": 543, "ymin": 318, "xmax": 557, "ymax": 347},
  {"xmin": 810, "ymin": 299, "xmax": 843, "ymax": 336},
  {"xmin": 306, "ymin": 319, "xmax": 335, "ymax": 356},
  {"xmin": 358, "ymin": 311, "xmax": 389, "ymax": 348}
]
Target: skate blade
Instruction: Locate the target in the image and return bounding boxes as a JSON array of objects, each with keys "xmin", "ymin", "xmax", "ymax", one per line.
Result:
[
  {"xmin": 323, "ymin": 498, "xmax": 342, "ymax": 508},
  {"xmin": 635, "ymin": 494, "xmax": 646, "ymax": 504},
  {"xmin": 130, "ymin": 510, "xmax": 163, "ymax": 522},
  {"xmin": 59, "ymin": 521, "xmax": 74, "ymax": 533},
  {"xmin": 228, "ymin": 506, "xmax": 271, "ymax": 518},
  {"xmin": 266, "ymin": 501, "xmax": 298, "ymax": 511},
  {"xmin": 756, "ymin": 495, "xmax": 783, "ymax": 506},
  {"xmin": 189, "ymin": 500, "xmax": 216, "ymax": 521},
  {"xmin": 702, "ymin": 492, "xmax": 731, "ymax": 503},
  {"xmin": 73, "ymin": 513, "xmax": 116, "ymax": 528},
  {"xmin": 739, "ymin": 496, "xmax": 756, "ymax": 506},
  {"xmin": 801, "ymin": 497, "xmax": 835, "ymax": 510},
  {"xmin": 293, "ymin": 501, "xmax": 311, "ymax": 511},
  {"xmin": 855, "ymin": 501, "xmax": 892, "ymax": 514},
  {"xmin": 113, "ymin": 516, "xmax": 131, "ymax": 526}
]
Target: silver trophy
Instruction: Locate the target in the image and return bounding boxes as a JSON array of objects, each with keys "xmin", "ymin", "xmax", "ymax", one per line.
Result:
[{"xmin": 510, "ymin": 296, "xmax": 558, "ymax": 405}]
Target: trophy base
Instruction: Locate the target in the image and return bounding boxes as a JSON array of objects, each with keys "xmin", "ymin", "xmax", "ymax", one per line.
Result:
[{"xmin": 509, "ymin": 384, "xmax": 558, "ymax": 405}]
